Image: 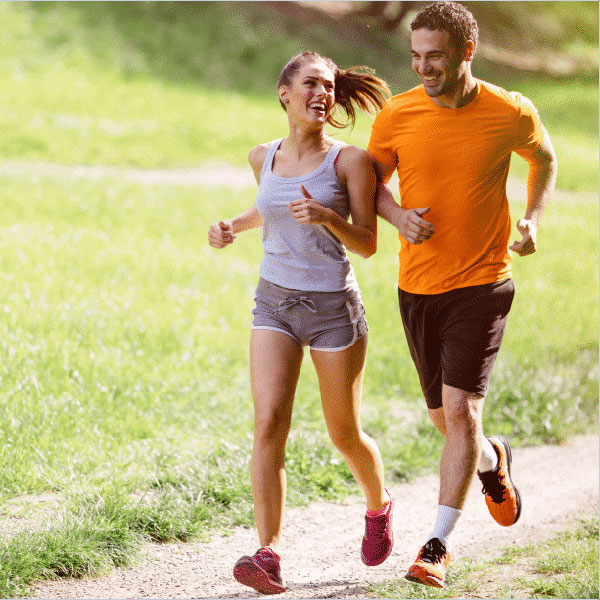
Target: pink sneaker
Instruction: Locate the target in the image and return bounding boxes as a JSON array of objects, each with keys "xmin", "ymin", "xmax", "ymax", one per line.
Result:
[
  {"xmin": 361, "ymin": 492, "xmax": 394, "ymax": 566},
  {"xmin": 233, "ymin": 547, "xmax": 286, "ymax": 595}
]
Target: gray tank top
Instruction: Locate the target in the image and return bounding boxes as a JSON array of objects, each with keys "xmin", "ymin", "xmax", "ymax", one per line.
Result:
[{"xmin": 256, "ymin": 138, "xmax": 357, "ymax": 292}]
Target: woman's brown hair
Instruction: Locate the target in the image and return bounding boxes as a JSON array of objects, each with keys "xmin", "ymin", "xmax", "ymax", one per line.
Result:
[{"xmin": 277, "ymin": 51, "xmax": 390, "ymax": 129}]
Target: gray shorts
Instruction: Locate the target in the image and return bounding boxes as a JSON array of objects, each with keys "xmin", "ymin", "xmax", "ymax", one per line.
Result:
[{"xmin": 252, "ymin": 278, "xmax": 368, "ymax": 351}]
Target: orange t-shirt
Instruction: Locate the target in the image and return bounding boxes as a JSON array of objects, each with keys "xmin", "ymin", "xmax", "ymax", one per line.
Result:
[{"xmin": 368, "ymin": 79, "xmax": 545, "ymax": 295}]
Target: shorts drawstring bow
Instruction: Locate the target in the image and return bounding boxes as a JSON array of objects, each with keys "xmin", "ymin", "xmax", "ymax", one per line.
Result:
[{"xmin": 276, "ymin": 296, "xmax": 318, "ymax": 313}]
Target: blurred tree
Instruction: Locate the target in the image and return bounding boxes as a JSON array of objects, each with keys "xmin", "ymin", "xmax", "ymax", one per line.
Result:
[{"xmin": 354, "ymin": 1, "xmax": 414, "ymax": 31}]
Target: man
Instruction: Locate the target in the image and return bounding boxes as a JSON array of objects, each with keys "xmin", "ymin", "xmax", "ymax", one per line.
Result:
[{"xmin": 368, "ymin": 1, "xmax": 557, "ymax": 588}]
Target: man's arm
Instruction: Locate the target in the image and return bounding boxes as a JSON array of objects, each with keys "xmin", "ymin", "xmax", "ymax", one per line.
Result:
[
  {"xmin": 371, "ymin": 156, "xmax": 435, "ymax": 245},
  {"xmin": 510, "ymin": 128, "xmax": 558, "ymax": 256}
]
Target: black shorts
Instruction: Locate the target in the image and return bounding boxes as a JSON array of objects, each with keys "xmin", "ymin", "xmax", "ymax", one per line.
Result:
[{"xmin": 398, "ymin": 279, "xmax": 515, "ymax": 409}]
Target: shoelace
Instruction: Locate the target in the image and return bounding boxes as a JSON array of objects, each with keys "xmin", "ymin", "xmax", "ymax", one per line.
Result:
[
  {"xmin": 276, "ymin": 296, "xmax": 318, "ymax": 313},
  {"xmin": 255, "ymin": 549, "xmax": 280, "ymax": 578},
  {"xmin": 479, "ymin": 469, "xmax": 506, "ymax": 503},
  {"xmin": 365, "ymin": 509, "xmax": 389, "ymax": 539},
  {"xmin": 420, "ymin": 538, "xmax": 447, "ymax": 564}
]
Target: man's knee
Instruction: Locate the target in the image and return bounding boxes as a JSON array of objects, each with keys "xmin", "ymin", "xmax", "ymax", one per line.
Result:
[
  {"xmin": 428, "ymin": 407, "xmax": 447, "ymax": 436},
  {"xmin": 442, "ymin": 386, "xmax": 484, "ymax": 431}
]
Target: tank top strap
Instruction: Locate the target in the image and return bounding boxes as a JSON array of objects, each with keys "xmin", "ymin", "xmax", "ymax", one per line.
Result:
[
  {"xmin": 323, "ymin": 141, "xmax": 346, "ymax": 171},
  {"xmin": 260, "ymin": 138, "xmax": 284, "ymax": 178}
]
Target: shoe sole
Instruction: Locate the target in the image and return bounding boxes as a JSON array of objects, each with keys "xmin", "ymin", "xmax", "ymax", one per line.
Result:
[
  {"xmin": 233, "ymin": 557, "xmax": 286, "ymax": 595},
  {"xmin": 494, "ymin": 435, "xmax": 522, "ymax": 525},
  {"xmin": 405, "ymin": 569, "xmax": 444, "ymax": 588}
]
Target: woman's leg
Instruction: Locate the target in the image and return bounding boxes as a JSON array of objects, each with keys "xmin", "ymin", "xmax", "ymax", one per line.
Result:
[
  {"xmin": 250, "ymin": 329, "xmax": 303, "ymax": 549},
  {"xmin": 310, "ymin": 335, "xmax": 388, "ymax": 510}
]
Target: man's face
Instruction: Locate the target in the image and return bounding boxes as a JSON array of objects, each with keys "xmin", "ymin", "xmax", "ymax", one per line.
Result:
[{"xmin": 411, "ymin": 28, "xmax": 466, "ymax": 100}]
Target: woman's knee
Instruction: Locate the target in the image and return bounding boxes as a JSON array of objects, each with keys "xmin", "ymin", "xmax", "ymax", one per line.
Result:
[
  {"xmin": 254, "ymin": 409, "xmax": 291, "ymax": 446},
  {"xmin": 328, "ymin": 425, "xmax": 362, "ymax": 454}
]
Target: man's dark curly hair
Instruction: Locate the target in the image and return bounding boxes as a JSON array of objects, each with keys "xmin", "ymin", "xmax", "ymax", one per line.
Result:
[{"xmin": 411, "ymin": 1, "xmax": 479, "ymax": 54}]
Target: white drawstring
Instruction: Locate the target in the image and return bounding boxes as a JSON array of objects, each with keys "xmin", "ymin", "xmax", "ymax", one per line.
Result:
[{"xmin": 276, "ymin": 296, "xmax": 318, "ymax": 313}]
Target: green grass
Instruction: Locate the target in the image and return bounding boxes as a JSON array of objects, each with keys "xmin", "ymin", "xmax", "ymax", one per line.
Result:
[
  {"xmin": 0, "ymin": 176, "xmax": 595, "ymax": 496},
  {"xmin": 517, "ymin": 518, "xmax": 599, "ymax": 598},
  {"xmin": 370, "ymin": 517, "xmax": 599, "ymax": 599},
  {"xmin": 0, "ymin": 494, "xmax": 140, "ymax": 598},
  {"xmin": 1, "ymin": 188, "xmax": 593, "ymax": 596}
]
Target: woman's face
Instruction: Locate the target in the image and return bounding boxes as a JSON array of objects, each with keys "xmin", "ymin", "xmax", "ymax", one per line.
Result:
[{"xmin": 279, "ymin": 61, "xmax": 336, "ymax": 127}]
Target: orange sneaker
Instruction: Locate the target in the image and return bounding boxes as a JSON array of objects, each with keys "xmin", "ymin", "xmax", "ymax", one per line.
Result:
[
  {"xmin": 477, "ymin": 435, "xmax": 522, "ymax": 527},
  {"xmin": 405, "ymin": 537, "xmax": 450, "ymax": 588}
]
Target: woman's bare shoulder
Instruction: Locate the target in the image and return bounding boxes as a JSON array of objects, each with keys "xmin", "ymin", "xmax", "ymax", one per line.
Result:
[
  {"xmin": 248, "ymin": 143, "xmax": 270, "ymax": 171},
  {"xmin": 336, "ymin": 145, "xmax": 373, "ymax": 176}
]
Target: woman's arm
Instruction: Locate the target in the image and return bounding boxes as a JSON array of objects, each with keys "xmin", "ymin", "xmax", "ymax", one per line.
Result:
[
  {"xmin": 208, "ymin": 204, "xmax": 263, "ymax": 248},
  {"xmin": 207, "ymin": 144, "xmax": 267, "ymax": 249},
  {"xmin": 371, "ymin": 157, "xmax": 434, "ymax": 245},
  {"xmin": 288, "ymin": 146, "xmax": 377, "ymax": 258}
]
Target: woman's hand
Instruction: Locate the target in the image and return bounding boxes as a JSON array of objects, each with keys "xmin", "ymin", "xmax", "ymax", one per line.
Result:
[
  {"xmin": 208, "ymin": 220, "xmax": 236, "ymax": 248},
  {"xmin": 289, "ymin": 186, "xmax": 333, "ymax": 225}
]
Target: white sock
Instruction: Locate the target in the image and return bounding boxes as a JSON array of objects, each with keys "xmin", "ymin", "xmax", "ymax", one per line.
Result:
[
  {"xmin": 427, "ymin": 504, "xmax": 462, "ymax": 548},
  {"xmin": 478, "ymin": 436, "xmax": 499, "ymax": 473}
]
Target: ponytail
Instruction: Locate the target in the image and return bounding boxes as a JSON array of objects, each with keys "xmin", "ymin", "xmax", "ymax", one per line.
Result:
[
  {"xmin": 277, "ymin": 51, "xmax": 390, "ymax": 129},
  {"xmin": 330, "ymin": 66, "xmax": 390, "ymax": 129}
]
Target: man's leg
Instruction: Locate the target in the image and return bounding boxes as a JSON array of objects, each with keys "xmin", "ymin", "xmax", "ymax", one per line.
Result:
[
  {"xmin": 406, "ymin": 387, "xmax": 486, "ymax": 588},
  {"xmin": 412, "ymin": 387, "xmax": 483, "ymax": 566},
  {"xmin": 404, "ymin": 281, "xmax": 517, "ymax": 587},
  {"xmin": 399, "ymin": 291, "xmax": 458, "ymax": 588},
  {"xmin": 438, "ymin": 384, "xmax": 484, "ymax": 509},
  {"xmin": 438, "ymin": 281, "xmax": 520, "ymax": 529}
]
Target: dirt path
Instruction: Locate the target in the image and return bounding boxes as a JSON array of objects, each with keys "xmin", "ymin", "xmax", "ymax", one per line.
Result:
[
  {"xmin": 28, "ymin": 434, "xmax": 598, "ymax": 599},
  {"xmin": 0, "ymin": 159, "xmax": 588, "ymax": 206}
]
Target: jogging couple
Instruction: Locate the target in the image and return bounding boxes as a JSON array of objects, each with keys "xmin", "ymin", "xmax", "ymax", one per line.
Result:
[{"xmin": 208, "ymin": 1, "xmax": 557, "ymax": 592}]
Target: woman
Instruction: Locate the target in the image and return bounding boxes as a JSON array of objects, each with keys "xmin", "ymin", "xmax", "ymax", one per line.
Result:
[{"xmin": 208, "ymin": 51, "xmax": 393, "ymax": 595}]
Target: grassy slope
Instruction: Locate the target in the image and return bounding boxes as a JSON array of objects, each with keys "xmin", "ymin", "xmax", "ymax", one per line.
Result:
[
  {"xmin": 0, "ymin": 2, "xmax": 597, "ymax": 189},
  {"xmin": 0, "ymin": 175, "xmax": 596, "ymax": 493}
]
